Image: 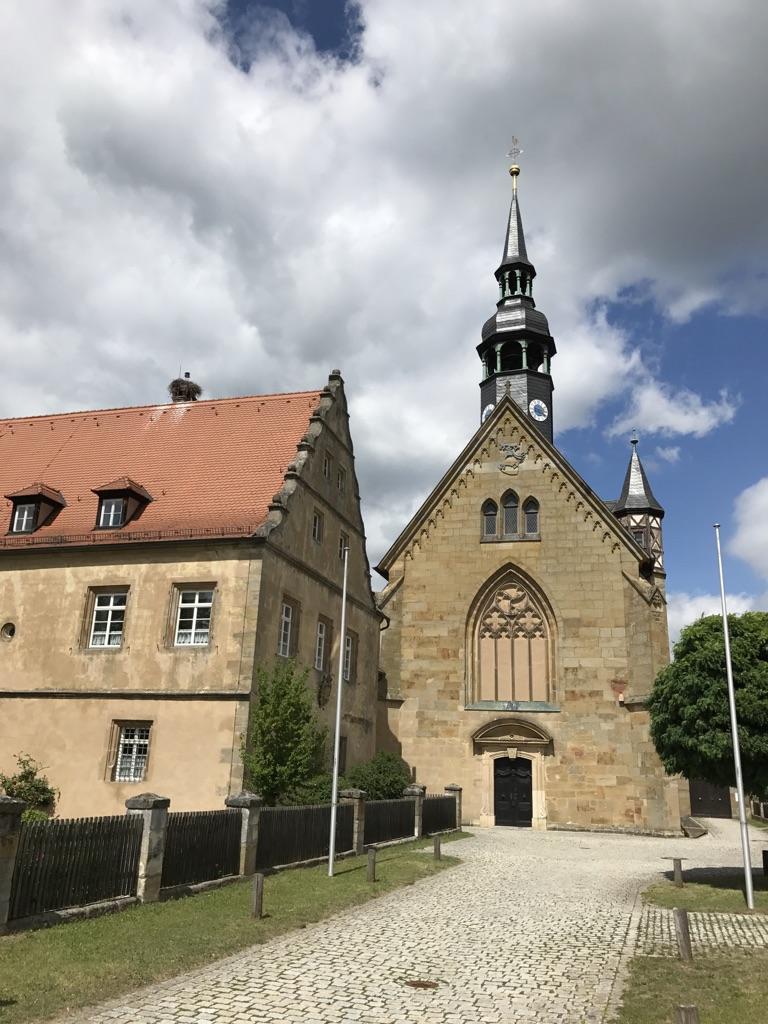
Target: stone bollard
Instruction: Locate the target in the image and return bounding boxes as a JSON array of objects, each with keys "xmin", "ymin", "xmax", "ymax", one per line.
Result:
[
  {"xmin": 339, "ymin": 788, "xmax": 367, "ymax": 856},
  {"xmin": 225, "ymin": 791, "xmax": 263, "ymax": 876},
  {"xmin": 673, "ymin": 858, "xmax": 684, "ymax": 887},
  {"xmin": 404, "ymin": 784, "xmax": 426, "ymax": 838},
  {"xmin": 125, "ymin": 793, "xmax": 170, "ymax": 903},
  {"xmin": 433, "ymin": 835, "xmax": 442, "ymax": 861},
  {"xmin": 673, "ymin": 907, "xmax": 693, "ymax": 961},
  {"xmin": 675, "ymin": 1006, "xmax": 700, "ymax": 1024},
  {"xmin": 251, "ymin": 872, "xmax": 265, "ymax": 919},
  {"xmin": 445, "ymin": 784, "xmax": 463, "ymax": 830},
  {"xmin": 367, "ymin": 846, "xmax": 377, "ymax": 883},
  {"xmin": 0, "ymin": 797, "xmax": 27, "ymax": 933}
]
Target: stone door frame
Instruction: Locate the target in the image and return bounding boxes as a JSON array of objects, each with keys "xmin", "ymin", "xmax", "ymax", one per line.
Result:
[{"xmin": 479, "ymin": 747, "xmax": 547, "ymax": 830}]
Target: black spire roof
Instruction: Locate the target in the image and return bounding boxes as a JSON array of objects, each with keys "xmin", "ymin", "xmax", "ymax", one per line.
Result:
[
  {"xmin": 614, "ymin": 439, "xmax": 664, "ymax": 516},
  {"xmin": 499, "ymin": 187, "xmax": 533, "ymax": 269}
]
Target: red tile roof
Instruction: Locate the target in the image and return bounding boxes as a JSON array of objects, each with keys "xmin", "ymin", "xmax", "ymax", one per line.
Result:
[{"xmin": 0, "ymin": 390, "xmax": 323, "ymax": 550}]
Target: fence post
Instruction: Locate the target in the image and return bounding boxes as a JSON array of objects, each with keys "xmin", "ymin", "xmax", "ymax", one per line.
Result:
[
  {"xmin": 339, "ymin": 788, "xmax": 367, "ymax": 856},
  {"xmin": 673, "ymin": 858, "xmax": 684, "ymax": 887},
  {"xmin": 0, "ymin": 797, "xmax": 26, "ymax": 933},
  {"xmin": 675, "ymin": 1006, "xmax": 700, "ymax": 1024},
  {"xmin": 404, "ymin": 784, "xmax": 426, "ymax": 838},
  {"xmin": 445, "ymin": 783, "xmax": 463, "ymax": 830},
  {"xmin": 673, "ymin": 907, "xmax": 693, "ymax": 961},
  {"xmin": 225, "ymin": 791, "xmax": 263, "ymax": 876},
  {"xmin": 125, "ymin": 793, "xmax": 170, "ymax": 903},
  {"xmin": 367, "ymin": 846, "xmax": 377, "ymax": 883}
]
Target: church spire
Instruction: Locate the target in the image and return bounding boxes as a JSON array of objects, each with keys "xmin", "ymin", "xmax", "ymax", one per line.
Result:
[
  {"xmin": 477, "ymin": 143, "xmax": 557, "ymax": 441},
  {"xmin": 613, "ymin": 435, "xmax": 665, "ymax": 575}
]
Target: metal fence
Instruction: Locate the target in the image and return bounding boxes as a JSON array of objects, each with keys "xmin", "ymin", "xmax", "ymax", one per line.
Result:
[
  {"xmin": 257, "ymin": 803, "xmax": 353, "ymax": 870},
  {"xmin": 422, "ymin": 795, "xmax": 457, "ymax": 834},
  {"xmin": 364, "ymin": 798, "xmax": 416, "ymax": 846},
  {"xmin": 161, "ymin": 809, "xmax": 241, "ymax": 888},
  {"xmin": 9, "ymin": 815, "xmax": 143, "ymax": 920}
]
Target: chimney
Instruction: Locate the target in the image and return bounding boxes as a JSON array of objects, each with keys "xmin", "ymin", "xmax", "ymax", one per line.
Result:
[{"xmin": 168, "ymin": 371, "xmax": 203, "ymax": 403}]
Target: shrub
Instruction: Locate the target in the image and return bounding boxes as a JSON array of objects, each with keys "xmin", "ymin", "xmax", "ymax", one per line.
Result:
[
  {"xmin": 345, "ymin": 751, "xmax": 412, "ymax": 800},
  {"xmin": 0, "ymin": 753, "xmax": 58, "ymax": 817}
]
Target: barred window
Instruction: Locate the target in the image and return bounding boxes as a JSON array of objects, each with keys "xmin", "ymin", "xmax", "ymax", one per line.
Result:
[
  {"xmin": 89, "ymin": 591, "xmax": 127, "ymax": 648},
  {"xmin": 502, "ymin": 491, "xmax": 518, "ymax": 536},
  {"xmin": 113, "ymin": 724, "xmax": 151, "ymax": 783},
  {"xmin": 175, "ymin": 589, "xmax": 213, "ymax": 646},
  {"xmin": 98, "ymin": 497, "xmax": 125, "ymax": 528},
  {"xmin": 482, "ymin": 500, "xmax": 498, "ymax": 538},
  {"xmin": 524, "ymin": 498, "xmax": 539, "ymax": 535},
  {"xmin": 11, "ymin": 503, "xmax": 36, "ymax": 533}
]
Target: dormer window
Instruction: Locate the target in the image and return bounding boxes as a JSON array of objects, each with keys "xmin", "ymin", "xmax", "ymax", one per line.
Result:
[
  {"xmin": 92, "ymin": 477, "xmax": 152, "ymax": 530},
  {"xmin": 12, "ymin": 503, "xmax": 37, "ymax": 533},
  {"xmin": 98, "ymin": 497, "xmax": 125, "ymax": 528},
  {"xmin": 5, "ymin": 482, "xmax": 66, "ymax": 535}
]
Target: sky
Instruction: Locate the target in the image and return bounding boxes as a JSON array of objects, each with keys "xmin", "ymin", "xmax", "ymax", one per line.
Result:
[{"xmin": 0, "ymin": 0, "xmax": 766, "ymax": 641}]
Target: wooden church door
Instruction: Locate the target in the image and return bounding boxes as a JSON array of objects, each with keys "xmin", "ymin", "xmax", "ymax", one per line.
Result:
[{"xmin": 494, "ymin": 757, "xmax": 533, "ymax": 827}]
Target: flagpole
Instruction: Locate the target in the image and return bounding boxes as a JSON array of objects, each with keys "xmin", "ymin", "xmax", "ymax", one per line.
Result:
[
  {"xmin": 714, "ymin": 523, "xmax": 754, "ymax": 910},
  {"xmin": 328, "ymin": 544, "xmax": 349, "ymax": 877}
]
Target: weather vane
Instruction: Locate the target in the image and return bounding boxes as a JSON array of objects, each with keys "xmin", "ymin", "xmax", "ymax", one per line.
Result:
[{"xmin": 507, "ymin": 136, "xmax": 523, "ymax": 191}]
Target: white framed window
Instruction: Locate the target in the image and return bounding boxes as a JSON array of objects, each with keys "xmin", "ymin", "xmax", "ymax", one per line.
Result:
[
  {"xmin": 312, "ymin": 510, "xmax": 324, "ymax": 543},
  {"xmin": 11, "ymin": 503, "xmax": 36, "ymax": 533},
  {"xmin": 322, "ymin": 453, "xmax": 332, "ymax": 479},
  {"xmin": 175, "ymin": 589, "xmax": 213, "ymax": 646},
  {"xmin": 338, "ymin": 531, "xmax": 349, "ymax": 561},
  {"xmin": 98, "ymin": 497, "xmax": 125, "ymax": 528},
  {"xmin": 278, "ymin": 598, "xmax": 299, "ymax": 657},
  {"xmin": 343, "ymin": 631, "xmax": 358, "ymax": 683},
  {"xmin": 89, "ymin": 591, "xmax": 128, "ymax": 648},
  {"xmin": 113, "ymin": 724, "xmax": 151, "ymax": 782},
  {"xmin": 314, "ymin": 619, "xmax": 327, "ymax": 671},
  {"xmin": 337, "ymin": 468, "xmax": 346, "ymax": 493}
]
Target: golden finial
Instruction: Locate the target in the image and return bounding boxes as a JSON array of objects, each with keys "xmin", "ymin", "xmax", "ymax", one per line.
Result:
[{"xmin": 507, "ymin": 136, "xmax": 523, "ymax": 192}]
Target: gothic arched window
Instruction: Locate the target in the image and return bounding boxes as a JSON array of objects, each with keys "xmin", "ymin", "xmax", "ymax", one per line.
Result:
[
  {"xmin": 502, "ymin": 491, "xmax": 518, "ymax": 537},
  {"xmin": 523, "ymin": 498, "xmax": 539, "ymax": 535},
  {"xmin": 474, "ymin": 578, "xmax": 551, "ymax": 703},
  {"xmin": 482, "ymin": 500, "xmax": 498, "ymax": 538}
]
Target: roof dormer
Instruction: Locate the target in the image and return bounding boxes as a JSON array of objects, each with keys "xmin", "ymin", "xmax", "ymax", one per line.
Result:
[
  {"xmin": 92, "ymin": 477, "xmax": 153, "ymax": 530},
  {"xmin": 5, "ymin": 482, "xmax": 66, "ymax": 534}
]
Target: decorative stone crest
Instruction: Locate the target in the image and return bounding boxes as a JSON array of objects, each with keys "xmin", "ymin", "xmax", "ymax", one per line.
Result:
[
  {"xmin": 498, "ymin": 443, "xmax": 527, "ymax": 476},
  {"xmin": 478, "ymin": 585, "xmax": 545, "ymax": 640}
]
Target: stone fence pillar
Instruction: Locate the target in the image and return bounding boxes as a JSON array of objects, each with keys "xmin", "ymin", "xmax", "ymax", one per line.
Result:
[
  {"xmin": 404, "ymin": 784, "xmax": 427, "ymax": 838},
  {"xmin": 339, "ymin": 788, "xmax": 366, "ymax": 855},
  {"xmin": 126, "ymin": 793, "xmax": 170, "ymax": 903},
  {"xmin": 445, "ymin": 784, "xmax": 463, "ymax": 830},
  {"xmin": 225, "ymin": 791, "xmax": 263, "ymax": 876},
  {"xmin": 0, "ymin": 797, "xmax": 26, "ymax": 933}
]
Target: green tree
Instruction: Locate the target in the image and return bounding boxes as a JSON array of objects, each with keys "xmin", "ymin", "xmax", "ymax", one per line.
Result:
[
  {"xmin": 647, "ymin": 612, "xmax": 768, "ymax": 795},
  {"xmin": 345, "ymin": 751, "xmax": 412, "ymax": 800},
  {"xmin": 0, "ymin": 753, "xmax": 59, "ymax": 820},
  {"xmin": 242, "ymin": 660, "xmax": 326, "ymax": 805}
]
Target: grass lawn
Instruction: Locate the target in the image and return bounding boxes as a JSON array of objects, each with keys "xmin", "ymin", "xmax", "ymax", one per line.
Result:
[
  {"xmin": 643, "ymin": 866, "xmax": 768, "ymax": 915},
  {"xmin": 614, "ymin": 949, "xmax": 768, "ymax": 1023},
  {"xmin": 749, "ymin": 814, "xmax": 768, "ymax": 831},
  {"xmin": 0, "ymin": 832, "xmax": 467, "ymax": 1024}
]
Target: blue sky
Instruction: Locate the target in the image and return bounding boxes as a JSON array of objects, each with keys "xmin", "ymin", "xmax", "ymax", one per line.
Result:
[{"xmin": 0, "ymin": 1, "xmax": 765, "ymax": 639}]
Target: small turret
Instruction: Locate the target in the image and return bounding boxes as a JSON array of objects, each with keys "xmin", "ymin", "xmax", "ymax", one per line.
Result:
[{"xmin": 613, "ymin": 435, "xmax": 665, "ymax": 574}]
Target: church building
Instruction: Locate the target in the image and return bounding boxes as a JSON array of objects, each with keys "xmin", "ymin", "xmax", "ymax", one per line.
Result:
[{"xmin": 376, "ymin": 162, "xmax": 687, "ymax": 834}]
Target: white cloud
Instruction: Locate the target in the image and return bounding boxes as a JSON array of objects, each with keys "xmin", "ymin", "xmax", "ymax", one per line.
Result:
[
  {"xmin": 609, "ymin": 379, "xmax": 737, "ymax": 439},
  {"xmin": 655, "ymin": 445, "xmax": 681, "ymax": 464},
  {"xmin": 731, "ymin": 477, "xmax": 768, "ymax": 580},
  {"xmin": 666, "ymin": 591, "xmax": 759, "ymax": 646},
  {"xmin": 0, "ymin": 1, "xmax": 766, "ymax": 563}
]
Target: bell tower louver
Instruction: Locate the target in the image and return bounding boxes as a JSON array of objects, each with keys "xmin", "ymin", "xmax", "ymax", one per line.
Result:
[{"xmin": 477, "ymin": 158, "xmax": 556, "ymax": 442}]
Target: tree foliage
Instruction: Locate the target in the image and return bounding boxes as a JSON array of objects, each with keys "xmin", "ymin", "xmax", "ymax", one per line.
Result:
[
  {"xmin": 242, "ymin": 660, "xmax": 326, "ymax": 806},
  {"xmin": 345, "ymin": 751, "xmax": 412, "ymax": 800},
  {"xmin": 0, "ymin": 753, "xmax": 59, "ymax": 820},
  {"xmin": 647, "ymin": 612, "xmax": 768, "ymax": 795}
]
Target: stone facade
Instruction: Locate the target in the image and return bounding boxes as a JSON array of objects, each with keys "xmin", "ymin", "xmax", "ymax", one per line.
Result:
[
  {"xmin": 376, "ymin": 397, "xmax": 683, "ymax": 833},
  {"xmin": 0, "ymin": 375, "xmax": 380, "ymax": 817}
]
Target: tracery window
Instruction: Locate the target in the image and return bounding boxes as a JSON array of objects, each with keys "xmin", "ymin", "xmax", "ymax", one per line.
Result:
[
  {"xmin": 502, "ymin": 491, "xmax": 518, "ymax": 536},
  {"xmin": 482, "ymin": 500, "xmax": 498, "ymax": 538},
  {"xmin": 474, "ymin": 580, "xmax": 550, "ymax": 704}
]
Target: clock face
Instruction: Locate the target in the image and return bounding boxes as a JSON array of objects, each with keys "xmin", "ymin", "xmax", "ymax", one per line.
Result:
[
  {"xmin": 529, "ymin": 398, "xmax": 549, "ymax": 422},
  {"xmin": 481, "ymin": 403, "xmax": 495, "ymax": 423}
]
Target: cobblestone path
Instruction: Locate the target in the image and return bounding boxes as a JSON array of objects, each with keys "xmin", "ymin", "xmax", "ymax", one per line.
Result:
[{"xmin": 63, "ymin": 821, "xmax": 765, "ymax": 1024}]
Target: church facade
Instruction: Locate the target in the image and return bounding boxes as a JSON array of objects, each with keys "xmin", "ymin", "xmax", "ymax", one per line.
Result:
[{"xmin": 376, "ymin": 164, "xmax": 687, "ymax": 834}]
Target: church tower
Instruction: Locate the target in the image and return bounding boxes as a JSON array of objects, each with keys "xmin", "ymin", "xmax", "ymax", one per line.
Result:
[
  {"xmin": 613, "ymin": 436, "xmax": 665, "ymax": 575},
  {"xmin": 477, "ymin": 159, "xmax": 556, "ymax": 442}
]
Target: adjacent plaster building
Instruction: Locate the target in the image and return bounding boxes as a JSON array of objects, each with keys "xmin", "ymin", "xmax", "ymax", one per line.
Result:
[
  {"xmin": 0, "ymin": 372, "xmax": 379, "ymax": 818},
  {"xmin": 377, "ymin": 164, "xmax": 687, "ymax": 833}
]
